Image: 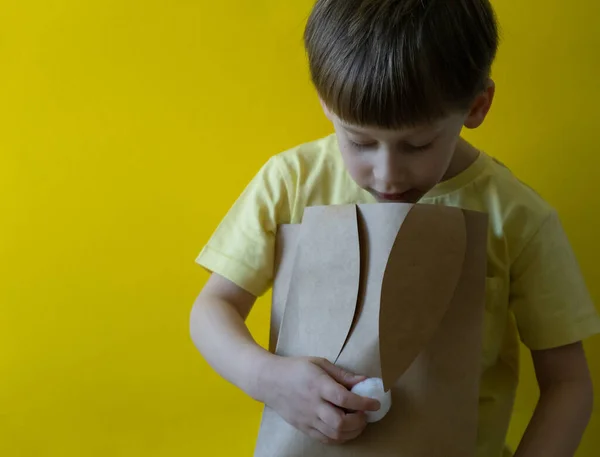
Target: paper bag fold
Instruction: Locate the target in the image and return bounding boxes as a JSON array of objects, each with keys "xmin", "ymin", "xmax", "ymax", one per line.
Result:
[
  {"xmin": 275, "ymin": 205, "xmax": 361, "ymax": 362},
  {"xmin": 379, "ymin": 204, "xmax": 467, "ymax": 389}
]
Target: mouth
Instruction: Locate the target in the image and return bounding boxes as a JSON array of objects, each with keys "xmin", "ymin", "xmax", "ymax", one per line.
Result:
[{"xmin": 370, "ymin": 189, "xmax": 420, "ymax": 203}]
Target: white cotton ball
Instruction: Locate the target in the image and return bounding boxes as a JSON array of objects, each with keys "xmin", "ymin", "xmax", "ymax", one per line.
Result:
[{"xmin": 350, "ymin": 378, "xmax": 392, "ymax": 423}]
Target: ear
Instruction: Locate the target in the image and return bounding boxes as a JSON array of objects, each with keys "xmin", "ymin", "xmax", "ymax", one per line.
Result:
[
  {"xmin": 319, "ymin": 97, "xmax": 334, "ymax": 122},
  {"xmin": 464, "ymin": 79, "xmax": 495, "ymax": 129}
]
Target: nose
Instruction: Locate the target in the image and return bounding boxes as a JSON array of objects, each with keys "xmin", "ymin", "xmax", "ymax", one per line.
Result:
[{"xmin": 372, "ymin": 147, "xmax": 406, "ymax": 191}]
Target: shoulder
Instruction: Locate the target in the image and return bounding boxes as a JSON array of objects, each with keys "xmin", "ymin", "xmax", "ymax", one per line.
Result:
[
  {"xmin": 431, "ymin": 153, "xmax": 558, "ymax": 265},
  {"xmin": 481, "ymin": 156, "xmax": 557, "ymax": 255},
  {"xmin": 272, "ymin": 134, "xmax": 365, "ymax": 220},
  {"xmin": 485, "ymin": 156, "xmax": 554, "ymax": 219},
  {"xmin": 242, "ymin": 134, "xmax": 339, "ymax": 206},
  {"xmin": 486, "ymin": 157, "xmax": 556, "ymax": 224},
  {"xmin": 274, "ymin": 133, "xmax": 341, "ymax": 180}
]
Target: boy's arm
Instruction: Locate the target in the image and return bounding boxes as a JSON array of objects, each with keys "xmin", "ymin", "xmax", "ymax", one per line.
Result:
[
  {"xmin": 190, "ymin": 273, "xmax": 379, "ymax": 444},
  {"xmin": 515, "ymin": 342, "xmax": 594, "ymax": 457},
  {"xmin": 189, "ymin": 272, "xmax": 274, "ymax": 401}
]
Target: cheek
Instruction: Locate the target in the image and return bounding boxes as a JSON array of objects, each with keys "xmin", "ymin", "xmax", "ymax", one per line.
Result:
[
  {"xmin": 413, "ymin": 150, "xmax": 454, "ymax": 185},
  {"xmin": 340, "ymin": 147, "xmax": 371, "ymax": 182}
]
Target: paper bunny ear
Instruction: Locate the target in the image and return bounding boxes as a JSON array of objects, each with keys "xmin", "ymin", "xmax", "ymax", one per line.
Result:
[
  {"xmin": 276, "ymin": 205, "xmax": 361, "ymax": 363},
  {"xmin": 379, "ymin": 205, "xmax": 467, "ymax": 391}
]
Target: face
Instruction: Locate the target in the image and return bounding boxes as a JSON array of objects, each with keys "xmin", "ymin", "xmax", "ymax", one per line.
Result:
[
  {"xmin": 333, "ymin": 114, "xmax": 466, "ymax": 203},
  {"xmin": 321, "ymin": 84, "xmax": 495, "ymax": 203}
]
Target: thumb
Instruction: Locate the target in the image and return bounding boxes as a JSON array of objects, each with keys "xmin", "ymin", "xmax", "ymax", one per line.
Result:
[{"xmin": 314, "ymin": 358, "xmax": 366, "ymax": 389}]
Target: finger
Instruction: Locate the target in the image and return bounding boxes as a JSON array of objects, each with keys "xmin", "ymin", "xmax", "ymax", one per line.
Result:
[
  {"xmin": 307, "ymin": 427, "xmax": 333, "ymax": 445},
  {"xmin": 314, "ymin": 358, "xmax": 366, "ymax": 389},
  {"xmin": 317, "ymin": 402, "xmax": 344, "ymax": 430},
  {"xmin": 340, "ymin": 411, "xmax": 367, "ymax": 432},
  {"xmin": 317, "ymin": 403, "xmax": 366, "ymax": 432},
  {"xmin": 314, "ymin": 420, "xmax": 365, "ymax": 443},
  {"xmin": 320, "ymin": 381, "xmax": 381, "ymax": 412}
]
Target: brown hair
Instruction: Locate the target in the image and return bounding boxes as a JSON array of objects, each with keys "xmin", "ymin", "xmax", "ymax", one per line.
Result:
[{"xmin": 304, "ymin": 0, "xmax": 499, "ymax": 128}]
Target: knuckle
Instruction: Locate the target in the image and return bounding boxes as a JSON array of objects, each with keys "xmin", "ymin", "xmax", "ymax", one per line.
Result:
[
  {"xmin": 318, "ymin": 381, "xmax": 333, "ymax": 398},
  {"xmin": 331, "ymin": 416, "xmax": 343, "ymax": 431},
  {"xmin": 334, "ymin": 390, "xmax": 349, "ymax": 407}
]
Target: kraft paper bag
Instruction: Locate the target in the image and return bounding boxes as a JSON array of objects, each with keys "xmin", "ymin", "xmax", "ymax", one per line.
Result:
[{"xmin": 256, "ymin": 203, "xmax": 488, "ymax": 457}]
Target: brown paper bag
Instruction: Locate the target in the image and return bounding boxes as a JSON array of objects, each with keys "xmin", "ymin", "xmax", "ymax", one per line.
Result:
[{"xmin": 256, "ymin": 203, "xmax": 488, "ymax": 457}]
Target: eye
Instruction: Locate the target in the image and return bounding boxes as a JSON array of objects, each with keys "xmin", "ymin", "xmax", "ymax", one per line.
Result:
[
  {"xmin": 406, "ymin": 142, "xmax": 433, "ymax": 152},
  {"xmin": 349, "ymin": 139, "xmax": 376, "ymax": 150}
]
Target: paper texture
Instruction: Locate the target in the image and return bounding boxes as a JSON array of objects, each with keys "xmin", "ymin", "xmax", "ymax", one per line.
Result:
[{"xmin": 257, "ymin": 203, "xmax": 488, "ymax": 457}]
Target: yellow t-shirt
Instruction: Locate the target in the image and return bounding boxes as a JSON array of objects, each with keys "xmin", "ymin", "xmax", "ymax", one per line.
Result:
[{"xmin": 196, "ymin": 134, "xmax": 600, "ymax": 457}]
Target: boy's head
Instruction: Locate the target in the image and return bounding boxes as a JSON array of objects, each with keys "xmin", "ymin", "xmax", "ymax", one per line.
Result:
[{"xmin": 305, "ymin": 0, "xmax": 499, "ymax": 202}]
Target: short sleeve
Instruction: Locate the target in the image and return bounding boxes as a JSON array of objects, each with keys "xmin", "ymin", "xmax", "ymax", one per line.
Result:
[
  {"xmin": 196, "ymin": 156, "xmax": 293, "ymax": 297},
  {"xmin": 510, "ymin": 211, "xmax": 600, "ymax": 350}
]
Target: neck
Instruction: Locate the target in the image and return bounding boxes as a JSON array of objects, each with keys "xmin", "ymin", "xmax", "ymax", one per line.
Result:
[{"xmin": 443, "ymin": 137, "xmax": 480, "ymax": 182}]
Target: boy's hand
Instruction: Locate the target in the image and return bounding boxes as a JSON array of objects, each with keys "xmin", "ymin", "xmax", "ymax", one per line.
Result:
[{"xmin": 262, "ymin": 356, "xmax": 380, "ymax": 445}]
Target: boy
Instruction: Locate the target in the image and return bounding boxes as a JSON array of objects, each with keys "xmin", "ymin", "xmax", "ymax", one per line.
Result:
[{"xmin": 190, "ymin": 1, "xmax": 600, "ymax": 456}]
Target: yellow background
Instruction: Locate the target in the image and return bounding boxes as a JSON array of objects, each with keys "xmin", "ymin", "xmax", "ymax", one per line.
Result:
[{"xmin": 1, "ymin": 1, "xmax": 599, "ymax": 455}]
